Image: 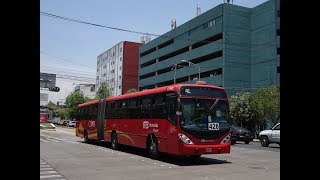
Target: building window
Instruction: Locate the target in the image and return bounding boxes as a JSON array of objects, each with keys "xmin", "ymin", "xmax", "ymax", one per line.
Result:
[
  {"xmin": 203, "ymin": 18, "xmax": 219, "ymax": 29},
  {"xmin": 277, "ymin": 48, "xmax": 280, "ymax": 55},
  {"xmin": 119, "ymin": 76, "xmax": 121, "ymax": 80},
  {"xmin": 140, "ymin": 47, "xmax": 156, "ymax": 57},
  {"xmin": 215, "ymin": 16, "xmax": 222, "ymax": 23},
  {"xmin": 140, "ymin": 59, "xmax": 156, "ymax": 68},
  {"xmin": 119, "ymin": 85, "xmax": 121, "ymax": 89},
  {"xmin": 120, "ymin": 47, "xmax": 122, "ymax": 52},
  {"xmin": 119, "ymin": 57, "xmax": 122, "ymax": 61},
  {"xmin": 119, "ymin": 66, "xmax": 122, "ymax": 70}
]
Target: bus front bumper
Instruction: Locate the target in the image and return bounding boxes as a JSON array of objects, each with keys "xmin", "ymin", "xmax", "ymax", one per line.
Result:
[{"xmin": 180, "ymin": 143, "xmax": 231, "ymax": 155}]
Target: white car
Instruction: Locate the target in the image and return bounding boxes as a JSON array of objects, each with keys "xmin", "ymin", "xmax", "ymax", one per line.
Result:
[
  {"xmin": 258, "ymin": 123, "xmax": 280, "ymax": 147},
  {"xmin": 67, "ymin": 121, "xmax": 76, "ymax": 127}
]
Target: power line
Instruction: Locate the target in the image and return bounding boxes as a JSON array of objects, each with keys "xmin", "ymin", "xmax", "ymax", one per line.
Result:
[
  {"xmin": 41, "ymin": 66, "xmax": 96, "ymax": 77},
  {"xmin": 40, "ymin": 11, "xmax": 279, "ymax": 47},
  {"xmin": 41, "ymin": 50, "xmax": 96, "ymax": 69},
  {"xmin": 40, "ymin": 12, "xmax": 158, "ymax": 37}
]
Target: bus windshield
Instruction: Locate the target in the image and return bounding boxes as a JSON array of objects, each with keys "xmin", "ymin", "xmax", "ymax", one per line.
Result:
[{"xmin": 180, "ymin": 98, "xmax": 230, "ymax": 131}]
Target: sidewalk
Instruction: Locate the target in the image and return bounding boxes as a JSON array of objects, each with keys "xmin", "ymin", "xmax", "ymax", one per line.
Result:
[{"xmin": 40, "ymin": 123, "xmax": 56, "ymax": 130}]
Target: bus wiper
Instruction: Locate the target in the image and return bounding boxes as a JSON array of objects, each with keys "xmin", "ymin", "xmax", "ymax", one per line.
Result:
[{"xmin": 209, "ymin": 98, "xmax": 219, "ymax": 110}]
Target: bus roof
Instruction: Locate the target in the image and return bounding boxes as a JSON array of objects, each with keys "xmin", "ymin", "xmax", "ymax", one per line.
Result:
[
  {"xmin": 77, "ymin": 99, "xmax": 100, "ymax": 108},
  {"xmin": 77, "ymin": 83, "xmax": 224, "ymax": 108}
]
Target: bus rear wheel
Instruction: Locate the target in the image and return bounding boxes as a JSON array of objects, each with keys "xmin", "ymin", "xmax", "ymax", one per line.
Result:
[
  {"xmin": 148, "ymin": 136, "xmax": 159, "ymax": 159},
  {"xmin": 111, "ymin": 132, "xmax": 118, "ymax": 150},
  {"xmin": 84, "ymin": 130, "xmax": 90, "ymax": 143}
]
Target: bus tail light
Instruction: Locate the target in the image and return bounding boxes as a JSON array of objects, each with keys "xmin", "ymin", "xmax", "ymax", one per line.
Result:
[
  {"xmin": 220, "ymin": 134, "xmax": 231, "ymax": 144},
  {"xmin": 178, "ymin": 133, "xmax": 194, "ymax": 144}
]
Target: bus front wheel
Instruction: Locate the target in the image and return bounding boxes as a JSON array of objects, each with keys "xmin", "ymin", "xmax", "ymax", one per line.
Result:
[{"xmin": 148, "ymin": 135, "xmax": 159, "ymax": 159}]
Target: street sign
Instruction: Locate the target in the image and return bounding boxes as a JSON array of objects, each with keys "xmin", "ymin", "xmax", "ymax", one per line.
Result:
[{"xmin": 40, "ymin": 73, "xmax": 56, "ymax": 88}]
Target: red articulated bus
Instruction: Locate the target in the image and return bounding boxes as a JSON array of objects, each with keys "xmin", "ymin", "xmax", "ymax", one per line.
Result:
[{"xmin": 76, "ymin": 82, "xmax": 231, "ymax": 159}]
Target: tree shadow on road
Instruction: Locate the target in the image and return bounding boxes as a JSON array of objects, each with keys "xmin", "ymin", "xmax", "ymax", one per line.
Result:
[{"xmin": 79, "ymin": 140, "xmax": 231, "ymax": 166}]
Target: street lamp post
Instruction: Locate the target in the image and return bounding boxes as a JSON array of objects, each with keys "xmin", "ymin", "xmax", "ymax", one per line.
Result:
[
  {"xmin": 172, "ymin": 64, "xmax": 186, "ymax": 84},
  {"xmin": 173, "ymin": 64, "xmax": 177, "ymax": 84},
  {"xmin": 181, "ymin": 60, "xmax": 201, "ymax": 81}
]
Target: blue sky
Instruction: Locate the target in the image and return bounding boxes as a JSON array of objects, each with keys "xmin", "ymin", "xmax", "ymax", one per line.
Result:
[{"xmin": 40, "ymin": 0, "xmax": 268, "ymax": 104}]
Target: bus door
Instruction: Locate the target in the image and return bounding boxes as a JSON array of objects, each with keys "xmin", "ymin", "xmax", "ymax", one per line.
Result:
[
  {"xmin": 165, "ymin": 93, "xmax": 179, "ymax": 153},
  {"xmin": 97, "ymin": 99, "xmax": 106, "ymax": 141}
]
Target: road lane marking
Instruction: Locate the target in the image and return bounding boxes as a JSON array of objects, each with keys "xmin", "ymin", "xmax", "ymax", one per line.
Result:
[
  {"xmin": 40, "ymin": 171, "xmax": 59, "ymax": 175},
  {"xmin": 40, "ymin": 139, "xmax": 49, "ymax": 142},
  {"xmin": 40, "ymin": 159, "xmax": 67, "ymax": 179},
  {"xmin": 40, "ymin": 168, "xmax": 54, "ymax": 171},
  {"xmin": 40, "ymin": 174, "xmax": 63, "ymax": 179},
  {"xmin": 40, "ymin": 165, "xmax": 51, "ymax": 168}
]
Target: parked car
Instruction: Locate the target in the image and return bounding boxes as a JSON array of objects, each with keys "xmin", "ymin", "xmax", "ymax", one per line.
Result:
[
  {"xmin": 67, "ymin": 121, "xmax": 76, "ymax": 127},
  {"xmin": 61, "ymin": 120, "xmax": 70, "ymax": 126},
  {"xmin": 258, "ymin": 123, "xmax": 280, "ymax": 147},
  {"xmin": 230, "ymin": 126, "xmax": 254, "ymax": 145}
]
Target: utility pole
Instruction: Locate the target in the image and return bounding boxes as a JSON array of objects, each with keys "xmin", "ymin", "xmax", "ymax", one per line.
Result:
[
  {"xmin": 172, "ymin": 64, "xmax": 185, "ymax": 84},
  {"xmin": 181, "ymin": 60, "xmax": 201, "ymax": 81}
]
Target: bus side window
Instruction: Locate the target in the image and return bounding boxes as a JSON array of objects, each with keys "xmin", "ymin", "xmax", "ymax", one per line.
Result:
[{"xmin": 166, "ymin": 95, "xmax": 177, "ymax": 124}]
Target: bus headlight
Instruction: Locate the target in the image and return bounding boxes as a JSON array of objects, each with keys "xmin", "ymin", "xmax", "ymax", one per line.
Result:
[
  {"xmin": 178, "ymin": 133, "xmax": 194, "ymax": 144},
  {"xmin": 220, "ymin": 134, "xmax": 231, "ymax": 144}
]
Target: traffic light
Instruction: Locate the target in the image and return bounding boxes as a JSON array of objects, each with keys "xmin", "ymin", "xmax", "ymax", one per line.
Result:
[{"xmin": 49, "ymin": 87, "xmax": 60, "ymax": 92}]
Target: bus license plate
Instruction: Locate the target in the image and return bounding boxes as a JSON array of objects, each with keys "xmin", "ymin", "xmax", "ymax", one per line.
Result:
[{"xmin": 205, "ymin": 148, "xmax": 212, "ymax": 153}]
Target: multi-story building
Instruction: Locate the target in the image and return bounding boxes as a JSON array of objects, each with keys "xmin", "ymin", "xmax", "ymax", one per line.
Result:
[
  {"xmin": 74, "ymin": 83, "xmax": 96, "ymax": 99},
  {"xmin": 96, "ymin": 41, "xmax": 142, "ymax": 96},
  {"xmin": 138, "ymin": 0, "xmax": 280, "ymax": 95}
]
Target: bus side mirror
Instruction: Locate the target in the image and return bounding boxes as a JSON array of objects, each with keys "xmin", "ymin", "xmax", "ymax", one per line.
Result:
[{"xmin": 177, "ymin": 98, "xmax": 181, "ymax": 109}]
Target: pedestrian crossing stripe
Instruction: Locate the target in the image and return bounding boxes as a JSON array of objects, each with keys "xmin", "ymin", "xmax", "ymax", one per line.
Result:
[{"xmin": 40, "ymin": 159, "xmax": 67, "ymax": 180}]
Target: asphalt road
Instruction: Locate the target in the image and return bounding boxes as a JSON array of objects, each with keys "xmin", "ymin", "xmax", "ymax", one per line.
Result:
[
  {"xmin": 231, "ymin": 141, "xmax": 280, "ymax": 152},
  {"xmin": 40, "ymin": 127, "xmax": 280, "ymax": 180}
]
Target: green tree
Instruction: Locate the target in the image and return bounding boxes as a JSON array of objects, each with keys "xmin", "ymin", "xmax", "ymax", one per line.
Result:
[
  {"xmin": 84, "ymin": 96, "xmax": 94, "ymax": 102},
  {"xmin": 251, "ymin": 85, "xmax": 280, "ymax": 126},
  {"xmin": 229, "ymin": 91, "xmax": 257, "ymax": 127},
  {"xmin": 95, "ymin": 82, "xmax": 111, "ymax": 99},
  {"xmin": 53, "ymin": 107, "xmax": 67, "ymax": 119},
  {"xmin": 65, "ymin": 91, "xmax": 86, "ymax": 119},
  {"xmin": 45, "ymin": 101, "xmax": 58, "ymax": 111},
  {"xmin": 125, "ymin": 88, "xmax": 138, "ymax": 94}
]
